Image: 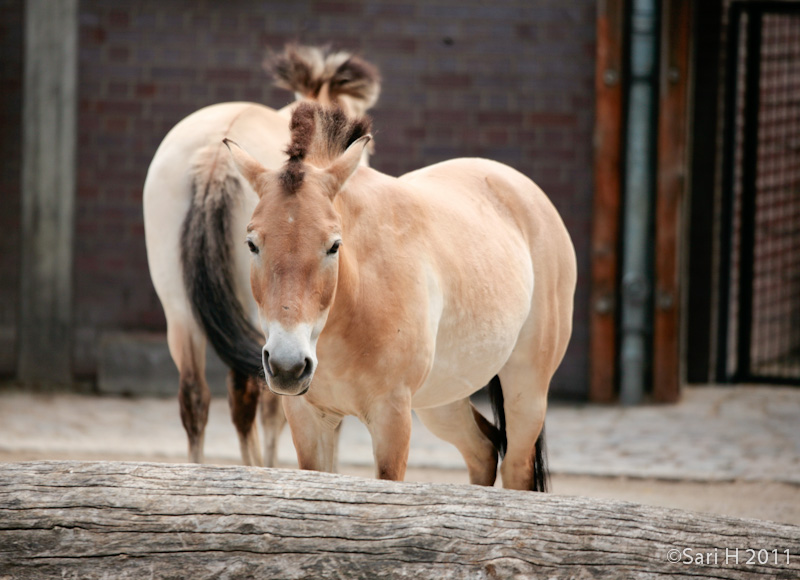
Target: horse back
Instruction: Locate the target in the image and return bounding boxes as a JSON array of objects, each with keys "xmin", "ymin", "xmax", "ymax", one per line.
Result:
[{"xmin": 401, "ymin": 157, "xmax": 575, "ymax": 280}]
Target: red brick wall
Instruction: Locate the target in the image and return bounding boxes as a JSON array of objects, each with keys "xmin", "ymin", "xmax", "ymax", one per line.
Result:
[
  {"xmin": 0, "ymin": 0, "xmax": 23, "ymax": 377},
  {"xmin": 7, "ymin": 0, "xmax": 596, "ymax": 397}
]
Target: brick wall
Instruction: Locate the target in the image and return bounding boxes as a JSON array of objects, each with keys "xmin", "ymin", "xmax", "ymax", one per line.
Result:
[
  {"xmin": 6, "ymin": 0, "xmax": 596, "ymax": 398},
  {"xmin": 0, "ymin": 0, "xmax": 23, "ymax": 377}
]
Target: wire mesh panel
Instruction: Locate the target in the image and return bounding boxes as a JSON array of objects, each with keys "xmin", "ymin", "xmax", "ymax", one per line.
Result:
[
  {"xmin": 752, "ymin": 11, "xmax": 800, "ymax": 379},
  {"xmin": 720, "ymin": 1, "xmax": 800, "ymax": 384}
]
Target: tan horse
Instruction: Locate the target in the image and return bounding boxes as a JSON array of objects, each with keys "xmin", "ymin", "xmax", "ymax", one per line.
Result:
[
  {"xmin": 143, "ymin": 45, "xmax": 380, "ymax": 465},
  {"xmin": 226, "ymin": 104, "xmax": 576, "ymax": 490}
]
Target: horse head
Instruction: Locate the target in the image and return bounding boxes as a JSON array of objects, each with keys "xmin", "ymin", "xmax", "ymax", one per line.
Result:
[{"xmin": 225, "ymin": 104, "xmax": 371, "ymax": 395}]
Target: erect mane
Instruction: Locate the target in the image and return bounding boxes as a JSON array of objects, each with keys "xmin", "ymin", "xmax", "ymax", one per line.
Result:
[
  {"xmin": 279, "ymin": 103, "xmax": 372, "ymax": 194},
  {"xmin": 266, "ymin": 44, "xmax": 381, "ymax": 115}
]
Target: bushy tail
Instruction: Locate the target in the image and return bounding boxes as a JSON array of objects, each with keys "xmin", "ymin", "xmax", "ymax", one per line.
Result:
[
  {"xmin": 266, "ymin": 44, "xmax": 381, "ymax": 117},
  {"xmin": 488, "ymin": 375, "xmax": 550, "ymax": 492},
  {"xmin": 180, "ymin": 154, "xmax": 263, "ymax": 378}
]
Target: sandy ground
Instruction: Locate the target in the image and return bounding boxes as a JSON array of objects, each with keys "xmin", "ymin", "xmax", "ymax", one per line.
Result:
[
  {"xmin": 2, "ymin": 387, "xmax": 798, "ymax": 529},
  {"xmin": 3, "ymin": 448, "xmax": 798, "ymax": 527}
]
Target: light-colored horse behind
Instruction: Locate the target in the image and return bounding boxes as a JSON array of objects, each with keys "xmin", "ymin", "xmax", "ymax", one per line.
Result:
[
  {"xmin": 227, "ymin": 104, "xmax": 576, "ymax": 490},
  {"xmin": 143, "ymin": 46, "xmax": 380, "ymax": 465}
]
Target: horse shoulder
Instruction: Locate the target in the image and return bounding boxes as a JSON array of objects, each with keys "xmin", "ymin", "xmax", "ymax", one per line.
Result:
[{"xmin": 319, "ymin": 176, "xmax": 440, "ymax": 402}]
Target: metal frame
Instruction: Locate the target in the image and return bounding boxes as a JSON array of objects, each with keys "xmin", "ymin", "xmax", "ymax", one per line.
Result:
[{"xmin": 717, "ymin": 0, "xmax": 800, "ymax": 385}]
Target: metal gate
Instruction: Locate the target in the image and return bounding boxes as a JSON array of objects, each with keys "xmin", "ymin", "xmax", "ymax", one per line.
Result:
[{"xmin": 718, "ymin": 1, "xmax": 800, "ymax": 384}]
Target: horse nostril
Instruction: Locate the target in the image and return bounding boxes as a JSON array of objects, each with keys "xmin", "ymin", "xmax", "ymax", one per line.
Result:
[
  {"xmin": 263, "ymin": 349, "xmax": 275, "ymax": 378},
  {"xmin": 300, "ymin": 357, "xmax": 313, "ymax": 379},
  {"xmin": 289, "ymin": 358, "xmax": 308, "ymax": 380}
]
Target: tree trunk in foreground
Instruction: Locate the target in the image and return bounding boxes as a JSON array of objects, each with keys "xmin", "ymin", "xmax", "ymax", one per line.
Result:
[{"xmin": 0, "ymin": 461, "xmax": 797, "ymax": 579}]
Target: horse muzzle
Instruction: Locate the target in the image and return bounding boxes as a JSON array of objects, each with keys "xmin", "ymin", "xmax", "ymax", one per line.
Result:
[{"xmin": 262, "ymin": 346, "xmax": 314, "ymax": 396}]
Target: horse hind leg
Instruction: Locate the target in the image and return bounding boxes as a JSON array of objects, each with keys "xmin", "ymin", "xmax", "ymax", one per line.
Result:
[
  {"xmin": 495, "ymin": 365, "xmax": 550, "ymax": 491},
  {"xmin": 227, "ymin": 370, "xmax": 263, "ymax": 466},
  {"xmin": 178, "ymin": 365, "xmax": 211, "ymax": 464},
  {"xmin": 168, "ymin": 322, "xmax": 211, "ymax": 464},
  {"xmin": 259, "ymin": 387, "xmax": 286, "ymax": 468},
  {"xmin": 415, "ymin": 397, "xmax": 499, "ymax": 486}
]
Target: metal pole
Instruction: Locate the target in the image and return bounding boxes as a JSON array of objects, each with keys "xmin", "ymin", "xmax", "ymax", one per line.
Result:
[
  {"xmin": 716, "ymin": 3, "xmax": 743, "ymax": 383},
  {"xmin": 620, "ymin": 0, "xmax": 660, "ymax": 405}
]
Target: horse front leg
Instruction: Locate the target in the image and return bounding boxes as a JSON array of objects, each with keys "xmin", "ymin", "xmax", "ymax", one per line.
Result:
[
  {"xmin": 259, "ymin": 388, "xmax": 286, "ymax": 468},
  {"xmin": 365, "ymin": 392, "xmax": 413, "ymax": 481},
  {"xmin": 283, "ymin": 396, "xmax": 342, "ymax": 473}
]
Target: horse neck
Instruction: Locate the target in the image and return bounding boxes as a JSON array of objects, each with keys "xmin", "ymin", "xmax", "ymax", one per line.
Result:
[{"xmin": 326, "ymin": 168, "xmax": 392, "ymax": 331}]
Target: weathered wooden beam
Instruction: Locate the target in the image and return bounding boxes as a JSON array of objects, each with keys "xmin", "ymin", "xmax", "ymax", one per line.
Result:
[{"xmin": 1, "ymin": 461, "xmax": 797, "ymax": 579}]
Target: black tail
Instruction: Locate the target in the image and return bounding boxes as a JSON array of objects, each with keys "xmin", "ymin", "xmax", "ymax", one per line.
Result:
[
  {"xmin": 487, "ymin": 376, "xmax": 508, "ymax": 457},
  {"xmin": 532, "ymin": 425, "xmax": 549, "ymax": 493},
  {"xmin": 487, "ymin": 375, "xmax": 550, "ymax": 492},
  {"xmin": 180, "ymin": 171, "xmax": 263, "ymax": 378}
]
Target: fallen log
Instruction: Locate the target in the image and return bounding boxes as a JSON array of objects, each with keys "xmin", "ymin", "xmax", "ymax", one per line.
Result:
[{"xmin": 0, "ymin": 461, "xmax": 797, "ymax": 579}]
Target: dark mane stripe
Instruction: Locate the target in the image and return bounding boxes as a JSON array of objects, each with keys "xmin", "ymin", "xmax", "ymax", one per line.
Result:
[
  {"xmin": 279, "ymin": 103, "xmax": 372, "ymax": 194},
  {"xmin": 180, "ymin": 171, "xmax": 263, "ymax": 378}
]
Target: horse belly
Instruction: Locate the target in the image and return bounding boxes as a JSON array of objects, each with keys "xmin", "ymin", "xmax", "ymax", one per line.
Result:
[
  {"xmin": 411, "ymin": 345, "xmax": 516, "ymax": 409},
  {"xmin": 411, "ymin": 256, "xmax": 533, "ymax": 410}
]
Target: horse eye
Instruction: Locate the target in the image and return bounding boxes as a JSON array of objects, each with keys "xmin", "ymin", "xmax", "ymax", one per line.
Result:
[
  {"xmin": 327, "ymin": 240, "xmax": 341, "ymax": 255},
  {"xmin": 246, "ymin": 240, "xmax": 259, "ymax": 254}
]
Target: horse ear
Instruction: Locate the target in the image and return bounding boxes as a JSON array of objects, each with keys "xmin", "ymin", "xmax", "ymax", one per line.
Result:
[
  {"xmin": 223, "ymin": 139, "xmax": 269, "ymax": 194},
  {"xmin": 324, "ymin": 134, "xmax": 371, "ymax": 197}
]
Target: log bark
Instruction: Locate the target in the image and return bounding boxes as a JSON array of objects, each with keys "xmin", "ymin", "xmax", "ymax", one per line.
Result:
[{"xmin": 0, "ymin": 461, "xmax": 797, "ymax": 579}]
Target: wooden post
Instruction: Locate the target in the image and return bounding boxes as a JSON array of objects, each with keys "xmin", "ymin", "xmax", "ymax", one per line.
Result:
[
  {"xmin": 1, "ymin": 461, "xmax": 798, "ymax": 579},
  {"xmin": 18, "ymin": 0, "xmax": 78, "ymax": 385},
  {"xmin": 591, "ymin": 0, "xmax": 626, "ymax": 403},
  {"xmin": 653, "ymin": 0, "xmax": 691, "ymax": 403}
]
